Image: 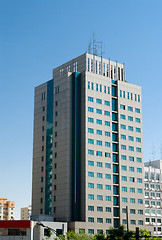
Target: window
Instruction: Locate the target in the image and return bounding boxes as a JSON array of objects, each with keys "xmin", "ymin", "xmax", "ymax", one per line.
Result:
[
  {"xmin": 96, "ymin": 151, "xmax": 102, "ymax": 156},
  {"xmin": 120, "ymin": 90, "xmax": 122, "ymax": 97},
  {"xmin": 96, "ymin": 119, "xmax": 102, "ymax": 125},
  {"xmin": 97, "ymin": 207, "xmax": 103, "ymax": 212},
  {"xmin": 131, "ymin": 93, "xmax": 133, "ymax": 100},
  {"xmin": 122, "ymin": 176, "xmax": 127, "ymax": 181},
  {"xmin": 96, "ymin": 109, "xmax": 102, "ymax": 114},
  {"xmin": 136, "ymin": 147, "xmax": 141, "ymax": 152},
  {"xmin": 104, "ymin": 86, "xmax": 106, "ymax": 93},
  {"xmin": 88, "ymin": 229, "xmax": 94, "ymax": 234},
  {"xmin": 96, "ymin": 83, "xmax": 98, "ymax": 91},
  {"xmin": 88, "ymin": 183, "xmax": 94, "ymax": 188},
  {"xmin": 138, "ymin": 210, "xmax": 143, "ymax": 215},
  {"xmin": 91, "ymin": 82, "xmax": 93, "ymax": 90},
  {"xmin": 104, "ymin": 100, "xmax": 110, "ymax": 106},
  {"xmin": 121, "ymin": 145, "xmax": 126, "ymax": 150},
  {"xmin": 97, "ymin": 162, "xmax": 102, "ymax": 167},
  {"xmin": 97, "ymin": 173, "xmax": 103, "ymax": 178},
  {"xmin": 105, "ymin": 142, "xmax": 110, "ymax": 147},
  {"xmin": 123, "ymin": 91, "xmax": 125, "ymax": 98},
  {"xmin": 129, "ymin": 167, "xmax": 134, "ymax": 172},
  {"xmin": 122, "ymin": 198, "xmax": 127, "ymax": 203},
  {"xmin": 135, "ymin": 108, "xmax": 140, "ymax": 113},
  {"xmin": 88, "ymin": 117, "xmax": 94, "ymax": 123},
  {"xmin": 88, "ymin": 139, "xmax": 94, "ymax": 144},
  {"xmin": 129, "ymin": 156, "xmax": 134, "ymax": 162},
  {"xmin": 105, "ymin": 111, "xmax": 110, "ymax": 116},
  {"xmin": 128, "ymin": 106, "xmax": 133, "ymax": 111},
  {"xmin": 130, "ymin": 209, "xmax": 135, "ymax": 214},
  {"xmin": 121, "ymin": 165, "xmax": 127, "ymax": 171},
  {"xmin": 120, "ymin": 104, "xmax": 125, "ymax": 110},
  {"xmin": 106, "ymin": 218, "xmax": 111, "ymax": 223},
  {"xmin": 128, "ymin": 136, "xmax": 134, "ymax": 141},
  {"xmin": 105, "ymin": 174, "xmax": 111, "ymax": 179},
  {"xmin": 97, "ymin": 140, "xmax": 102, "ymax": 146},
  {"xmin": 96, "ymin": 130, "xmax": 102, "ymax": 135},
  {"xmin": 105, "ymin": 185, "xmax": 111, "ymax": 190},
  {"xmin": 121, "ymin": 155, "xmax": 126, "ymax": 160},
  {"xmin": 105, "ymin": 121, "xmax": 110, "ymax": 126},
  {"xmin": 137, "ymin": 168, "xmax": 142, "ymax": 173},
  {"xmin": 121, "ymin": 124, "xmax": 126, "ymax": 130},
  {"xmin": 130, "ymin": 198, "xmax": 135, "ymax": 203},
  {"xmin": 121, "ymin": 134, "xmax": 126, "ymax": 140},
  {"xmin": 88, "ymin": 217, "xmax": 94, "ymax": 222},
  {"xmin": 105, "ymin": 163, "xmax": 111, "ymax": 168},
  {"xmin": 105, "ymin": 152, "xmax": 111, "ymax": 158},
  {"xmin": 106, "ymin": 196, "xmax": 111, "ymax": 201},
  {"xmin": 88, "ymin": 150, "xmax": 94, "ymax": 155},
  {"xmin": 122, "ymin": 187, "xmax": 127, "ymax": 192},
  {"xmin": 127, "ymin": 92, "xmax": 130, "ymax": 99},
  {"xmin": 136, "ymin": 137, "xmax": 141, "ymax": 143},
  {"xmin": 136, "ymin": 118, "xmax": 140, "ymax": 123},
  {"xmin": 120, "ymin": 114, "xmax": 126, "ymax": 120},
  {"xmin": 88, "ymin": 194, "xmax": 94, "ymax": 200},
  {"xmin": 88, "ymin": 206, "xmax": 94, "ymax": 211},
  {"xmin": 97, "ymin": 184, "xmax": 103, "ymax": 189},
  {"xmin": 88, "ymin": 172, "xmax": 94, "ymax": 177},
  {"xmin": 97, "ymin": 218, "xmax": 103, "ymax": 223},
  {"xmin": 105, "ymin": 131, "xmax": 110, "ymax": 137},
  {"xmin": 130, "ymin": 220, "xmax": 136, "ymax": 225},
  {"xmin": 96, "ymin": 98, "xmax": 102, "ymax": 104},
  {"xmin": 100, "ymin": 85, "xmax": 102, "ymax": 92},
  {"xmin": 130, "ymin": 188, "xmax": 135, "ymax": 193},
  {"xmin": 97, "ymin": 195, "xmax": 103, "ymax": 200},
  {"xmin": 138, "ymin": 199, "xmax": 143, "ymax": 204},
  {"xmin": 128, "ymin": 126, "xmax": 133, "ymax": 131},
  {"xmin": 129, "ymin": 146, "xmax": 134, "ymax": 151},
  {"xmin": 106, "ymin": 207, "xmax": 111, "ymax": 212},
  {"xmin": 88, "ymin": 128, "xmax": 94, "ymax": 134},
  {"xmin": 130, "ymin": 177, "xmax": 135, "ymax": 182},
  {"xmin": 88, "ymin": 107, "xmax": 93, "ymax": 112},
  {"xmin": 138, "ymin": 188, "xmax": 143, "ymax": 193},
  {"xmin": 128, "ymin": 116, "xmax": 133, "ymax": 121},
  {"xmin": 88, "ymin": 96, "xmax": 93, "ymax": 102}
]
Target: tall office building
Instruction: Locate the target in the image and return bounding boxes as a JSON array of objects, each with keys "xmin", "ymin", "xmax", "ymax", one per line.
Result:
[
  {"xmin": 32, "ymin": 53, "xmax": 145, "ymax": 234},
  {"xmin": 0, "ymin": 197, "xmax": 15, "ymax": 220},
  {"xmin": 144, "ymin": 160, "xmax": 162, "ymax": 237}
]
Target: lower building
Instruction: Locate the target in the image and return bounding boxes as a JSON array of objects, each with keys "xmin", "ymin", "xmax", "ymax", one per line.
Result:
[
  {"xmin": 21, "ymin": 206, "xmax": 32, "ymax": 220},
  {"xmin": 0, "ymin": 198, "xmax": 15, "ymax": 220},
  {"xmin": 144, "ymin": 160, "xmax": 162, "ymax": 237},
  {"xmin": 0, "ymin": 220, "xmax": 67, "ymax": 240}
]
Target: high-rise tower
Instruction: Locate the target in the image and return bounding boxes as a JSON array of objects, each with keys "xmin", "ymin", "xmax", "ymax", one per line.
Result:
[{"xmin": 32, "ymin": 53, "xmax": 145, "ymax": 234}]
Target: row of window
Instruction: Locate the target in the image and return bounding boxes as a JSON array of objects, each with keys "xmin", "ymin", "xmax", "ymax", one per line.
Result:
[
  {"xmin": 88, "ymin": 194, "xmax": 111, "ymax": 201},
  {"xmin": 121, "ymin": 145, "xmax": 142, "ymax": 152},
  {"xmin": 88, "ymin": 150, "xmax": 111, "ymax": 157},
  {"xmin": 88, "ymin": 96, "xmax": 110, "ymax": 106},
  {"xmin": 88, "ymin": 129, "xmax": 111, "ymax": 136},
  {"xmin": 145, "ymin": 209, "xmax": 161, "ymax": 215},
  {"xmin": 88, "ymin": 118, "xmax": 110, "ymax": 126},
  {"xmin": 122, "ymin": 198, "xmax": 143, "ymax": 204},
  {"xmin": 145, "ymin": 183, "xmax": 161, "ymax": 190},
  {"xmin": 120, "ymin": 114, "xmax": 141, "ymax": 123},
  {"xmin": 123, "ymin": 219, "xmax": 143, "ymax": 225},
  {"xmin": 88, "ymin": 81, "xmax": 110, "ymax": 93},
  {"xmin": 122, "ymin": 187, "xmax": 143, "ymax": 193},
  {"xmin": 88, "ymin": 172, "xmax": 111, "ymax": 179},
  {"xmin": 122, "ymin": 176, "xmax": 142, "ymax": 183},
  {"xmin": 146, "ymin": 218, "xmax": 161, "ymax": 223},
  {"xmin": 121, "ymin": 156, "xmax": 142, "ymax": 162},
  {"xmin": 88, "ymin": 161, "xmax": 111, "ymax": 168},
  {"xmin": 121, "ymin": 166, "xmax": 142, "ymax": 173},
  {"xmin": 145, "ymin": 200, "xmax": 161, "ymax": 206},
  {"xmin": 88, "ymin": 183, "xmax": 111, "ymax": 190},
  {"xmin": 88, "ymin": 218, "xmax": 143, "ymax": 225},
  {"xmin": 120, "ymin": 90, "xmax": 140, "ymax": 102},
  {"xmin": 121, "ymin": 135, "xmax": 141, "ymax": 142},
  {"xmin": 120, "ymin": 104, "xmax": 141, "ymax": 113},
  {"xmin": 88, "ymin": 107, "xmax": 110, "ymax": 116},
  {"xmin": 145, "ymin": 172, "xmax": 161, "ymax": 181},
  {"xmin": 122, "ymin": 208, "xmax": 143, "ymax": 215},
  {"xmin": 145, "ymin": 192, "xmax": 161, "ymax": 198}
]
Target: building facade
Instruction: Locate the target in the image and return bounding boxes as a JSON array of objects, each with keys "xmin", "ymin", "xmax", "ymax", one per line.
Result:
[
  {"xmin": 21, "ymin": 206, "xmax": 32, "ymax": 220},
  {"xmin": 144, "ymin": 160, "xmax": 162, "ymax": 237},
  {"xmin": 32, "ymin": 53, "xmax": 145, "ymax": 234},
  {"xmin": 0, "ymin": 198, "xmax": 15, "ymax": 220}
]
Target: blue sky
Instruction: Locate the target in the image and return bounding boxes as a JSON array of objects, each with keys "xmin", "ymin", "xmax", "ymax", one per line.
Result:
[{"xmin": 0, "ymin": 0, "xmax": 162, "ymax": 219}]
